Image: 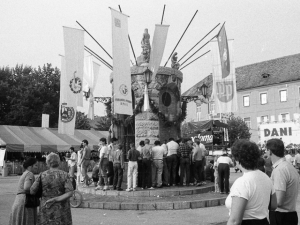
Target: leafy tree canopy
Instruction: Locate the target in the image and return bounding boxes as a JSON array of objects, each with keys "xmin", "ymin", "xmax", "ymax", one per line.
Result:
[{"xmin": 227, "ymin": 115, "xmax": 251, "ymax": 146}]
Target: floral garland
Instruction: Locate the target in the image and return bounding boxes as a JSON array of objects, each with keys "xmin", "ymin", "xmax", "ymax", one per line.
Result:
[{"xmin": 106, "ymin": 96, "xmax": 188, "ymax": 128}]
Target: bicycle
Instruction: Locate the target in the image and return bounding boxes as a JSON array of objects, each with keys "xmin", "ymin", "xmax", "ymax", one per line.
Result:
[{"xmin": 69, "ymin": 176, "xmax": 83, "ymax": 208}]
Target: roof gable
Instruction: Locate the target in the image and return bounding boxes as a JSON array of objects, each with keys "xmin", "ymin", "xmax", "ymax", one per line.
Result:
[{"xmin": 182, "ymin": 53, "xmax": 300, "ymax": 96}]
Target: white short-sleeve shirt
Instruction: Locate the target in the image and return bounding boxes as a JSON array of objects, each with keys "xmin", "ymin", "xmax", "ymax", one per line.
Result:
[{"xmin": 225, "ymin": 170, "xmax": 274, "ymax": 220}]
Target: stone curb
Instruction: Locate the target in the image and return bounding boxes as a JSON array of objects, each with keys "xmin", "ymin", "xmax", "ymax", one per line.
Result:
[
  {"xmin": 78, "ymin": 185, "xmax": 214, "ymax": 197},
  {"xmin": 77, "ymin": 197, "xmax": 227, "ymax": 210}
]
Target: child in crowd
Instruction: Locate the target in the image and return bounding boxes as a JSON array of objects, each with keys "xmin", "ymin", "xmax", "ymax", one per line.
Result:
[{"xmin": 213, "ymin": 156, "xmax": 220, "ymax": 193}]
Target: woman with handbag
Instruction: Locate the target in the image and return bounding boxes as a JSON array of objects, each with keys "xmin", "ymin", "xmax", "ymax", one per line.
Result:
[
  {"xmin": 9, "ymin": 157, "xmax": 38, "ymax": 225},
  {"xmin": 30, "ymin": 152, "xmax": 74, "ymax": 225}
]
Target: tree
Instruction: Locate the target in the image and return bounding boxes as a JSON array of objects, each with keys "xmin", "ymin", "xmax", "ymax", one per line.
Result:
[
  {"xmin": 0, "ymin": 64, "xmax": 60, "ymax": 127},
  {"xmin": 227, "ymin": 115, "xmax": 251, "ymax": 146},
  {"xmin": 94, "ymin": 116, "xmax": 111, "ymax": 131},
  {"xmin": 75, "ymin": 111, "xmax": 91, "ymax": 130}
]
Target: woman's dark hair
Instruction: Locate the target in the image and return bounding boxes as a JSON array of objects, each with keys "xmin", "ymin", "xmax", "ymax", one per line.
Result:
[
  {"xmin": 139, "ymin": 141, "xmax": 145, "ymax": 146},
  {"xmin": 231, "ymin": 139, "xmax": 260, "ymax": 170},
  {"xmin": 82, "ymin": 139, "xmax": 88, "ymax": 145},
  {"xmin": 100, "ymin": 138, "xmax": 107, "ymax": 144},
  {"xmin": 23, "ymin": 157, "xmax": 37, "ymax": 169},
  {"xmin": 266, "ymin": 138, "xmax": 284, "ymax": 157}
]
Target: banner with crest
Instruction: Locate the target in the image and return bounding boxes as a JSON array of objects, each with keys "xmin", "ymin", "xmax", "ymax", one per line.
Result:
[
  {"xmin": 110, "ymin": 8, "xmax": 133, "ymax": 115},
  {"xmin": 211, "ymin": 37, "xmax": 237, "ymax": 113},
  {"xmin": 58, "ymin": 27, "xmax": 84, "ymax": 135}
]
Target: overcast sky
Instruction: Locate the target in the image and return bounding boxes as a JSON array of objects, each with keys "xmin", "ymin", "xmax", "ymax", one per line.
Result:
[{"xmin": 1, "ymin": 0, "xmax": 300, "ymax": 116}]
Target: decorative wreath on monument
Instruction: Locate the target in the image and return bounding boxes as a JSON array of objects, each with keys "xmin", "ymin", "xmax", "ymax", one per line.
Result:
[{"xmin": 104, "ymin": 96, "xmax": 187, "ymax": 127}]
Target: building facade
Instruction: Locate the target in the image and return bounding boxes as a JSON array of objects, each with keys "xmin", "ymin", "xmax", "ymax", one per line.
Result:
[{"xmin": 183, "ymin": 53, "xmax": 300, "ymax": 143}]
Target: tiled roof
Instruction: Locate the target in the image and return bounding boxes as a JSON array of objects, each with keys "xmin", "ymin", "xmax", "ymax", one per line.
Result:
[
  {"xmin": 182, "ymin": 74, "xmax": 213, "ymax": 97},
  {"xmin": 182, "ymin": 53, "xmax": 300, "ymax": 96}
]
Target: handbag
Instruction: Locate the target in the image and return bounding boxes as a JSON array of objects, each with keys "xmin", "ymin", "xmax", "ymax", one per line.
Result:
[{"xmin": 25, "ymin": 173, "xmax": 43, "ymax": 208}]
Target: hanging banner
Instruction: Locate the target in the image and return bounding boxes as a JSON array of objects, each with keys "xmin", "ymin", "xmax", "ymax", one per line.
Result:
[
  {"xmin": 217, "ymin": 25, "xmax": 230, "ymax": 78},
  {"xmin": 58, "ymin": 56, "xmax": 77, "ymax": 135},
  {"xmin": 110, "ymin": 8, "xmax": 133, "ymax": 116},
  {"xmin": 63, "ymin": 27, "xmax": 84, "ymax": 108},
  {"xmin": 0, "ymin": 148, "xmax": 6, "ymax": 167},
  {"xmin": 149, "ymin": 24, "xmax": 169, "ymax": 80},
  {"xmin": 211, "ymin": 37, "xmax": 237, "ymax": 113}
]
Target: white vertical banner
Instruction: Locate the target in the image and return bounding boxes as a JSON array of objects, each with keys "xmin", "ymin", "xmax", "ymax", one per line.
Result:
[
  {"xmin": 59, "ymin": 27, "xmax": 84, "ymax": 135},
  {"xmin": 63, "ymin": 27, "xmax": 84, "ymax": 107},
  {"xmin": 149, "ymin": 24, "xmax": 169, "ymax": 79},
  {"xmin": 211, "ymin": 39, "xmax": 238, "ymax": 113},
  {"xmin": 87, "ymin": 60, "xmax": 100, "ymax": 120},
  {"xmin": 58, "ymin": 56, "xmax": 77, "ymax": 135},
  {"xmin": 111, "ymin": 8, "xmax": 133, "ymax": 116}
]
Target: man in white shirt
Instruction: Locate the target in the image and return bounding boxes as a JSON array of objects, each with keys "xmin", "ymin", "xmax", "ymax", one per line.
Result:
[
  {"xmin": 267, "ymin": 139, "xmax": 299, "ymax": 225},
  {"xmin": 95, "ymin": 138, "xmax": 110, "ymax": 191},
  {"xmin": 217, "ymin": 150, "xmax": 233, "ymax": 194},
  {"xmin": 150, "ymin": 140, "xmax": 167, "ymax": 189},
  {"xmin": 166, "ymin": 138, "xmax": 179, "ymax": 186},
  {"xmin": 67, "ymin": 147, "xmax": 77, "ymax": 178}
]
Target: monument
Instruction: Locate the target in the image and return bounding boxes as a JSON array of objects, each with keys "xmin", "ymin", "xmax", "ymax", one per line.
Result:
[{"xmin": 110, "ymin": 29, "xmax": 184, "ymax": 149}]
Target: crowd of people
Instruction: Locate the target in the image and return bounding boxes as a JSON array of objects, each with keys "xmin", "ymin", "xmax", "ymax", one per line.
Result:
[
  {"xmin": 91, "ymin": 137, "xmax": 211, "ymax": 192},
  {"xmin": 8, "ymin": 137, "xmax": 300, "ymax": 225}
]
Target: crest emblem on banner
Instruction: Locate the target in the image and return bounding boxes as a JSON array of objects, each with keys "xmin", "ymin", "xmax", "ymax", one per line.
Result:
[
  {"xmin": 216, "ymin": 81, "xmax": 234, "ymax": 102},
  {"xmin": 61, "ymin": 104, "xmax": 75, "ymax": 122},
  {"xmin": 119, "ymin": 84, "xmax": 128, "ymax": 96},
  {"xmin": 69, "ymin": 71, "xmax": 82, "ymax": 94}
]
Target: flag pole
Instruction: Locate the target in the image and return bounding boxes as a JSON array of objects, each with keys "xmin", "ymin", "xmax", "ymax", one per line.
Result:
[
  {"xmin": 161, "ymin": 5, "xmax": 166, "ymax": 25},
  {"xmin": 180, "ymin": 35, "xmax": 216, "ymax": 67},
  {"xmin": 180, "ymin": 50, "xmax": 210, "ymax": 70},
  {"xmin": 84, "ymin": 46, "xmax": 113, "ymax": 70},
  {"xmin": 76, "ymin": 21, "xmax": 113, "ymax": 59},
  {"xmin": 164, "ymin": 10, "xmax": 198, "ymax": 67},
  {"xmin": 178, "ymin": 23, "xmax": 220, "ymax": 62},
  {"xmin": 118, "ymin": 5, "xmax": 138, "ymax": 66}
]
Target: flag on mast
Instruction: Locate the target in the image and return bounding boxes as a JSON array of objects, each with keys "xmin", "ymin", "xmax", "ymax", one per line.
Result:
[
  {"xmin": 217, "ymin": 25, "xmax": 230, "ymax": 78},
  {"xmin": 211, "ymin": 36, "xmax": 237, "ymax": 114},
  {"xmin": 110, "ymin": 8, "xmax": 133, "ymax": 115},
  {"xmin": 149, "ymin": 24, "xmax": 169, "ymax": 80},
  {"xmin": 58, "ymin": 27, "xmax": 84, "ymax": 135}
]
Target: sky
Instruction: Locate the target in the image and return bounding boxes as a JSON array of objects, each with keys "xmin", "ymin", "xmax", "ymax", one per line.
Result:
[{"xmin": 1, "ymin": 0, "xmax": 300, "ymax": 116}]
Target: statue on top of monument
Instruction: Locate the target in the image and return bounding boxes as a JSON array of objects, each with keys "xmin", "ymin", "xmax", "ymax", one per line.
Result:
[
  {"xmin": 171, "ymin": 52, "xmax": 180, "ymax": 70},
  {"xmin": 141, "ymin": 28, "xmax": 151, "ymax": 63}
]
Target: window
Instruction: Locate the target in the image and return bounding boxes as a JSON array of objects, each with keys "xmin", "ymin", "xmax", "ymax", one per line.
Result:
[
  {"xmin": 243, "ymin": 95, "xmax": 250, "ymax": 107},
  {"xmin": 244, "ymin": 117, "xmax": 251, "ymax": 128},
  {"xmin": 279, "ymin": 90, "xmax": 287, "ymax": 102},
  {"xmin": 209, "ymin": 103, "xmax": 215, "ymax": 114},
  {"xmin": 162, "ymin": 92, "xmax": 171, "ymax": 107},
  {"xmin": 260, "ymin": 93, "xmax": 267, "ymax": 105},
  {"xmin": 196, "ymin": 106, "xmax": 201, "ymax": 121},
  {"xmin": 280, "ymin": 113, "xmax": 290, "ymax": 121},
  {"xmin": 261, "ymin": 115, "xmax": 268, "ymax": 122}
]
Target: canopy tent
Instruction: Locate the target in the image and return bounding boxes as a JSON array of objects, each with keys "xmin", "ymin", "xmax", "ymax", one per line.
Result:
[
  {"xmin": 0, "ymin": 125, "xmax": 108, "ymax": 152},
  {"xmin": 183, "ymin": 120, "xmax": 228, "ymax": 136}
]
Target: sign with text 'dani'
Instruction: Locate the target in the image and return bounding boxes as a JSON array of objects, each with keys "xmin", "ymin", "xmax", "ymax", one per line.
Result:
[
  {"xmin": 111, "ymin": 8, "xmax": 132, "ymax": 116},
  {"xmin": 259, "ymin": 122, "xmax": 300, "ymax": 144}
]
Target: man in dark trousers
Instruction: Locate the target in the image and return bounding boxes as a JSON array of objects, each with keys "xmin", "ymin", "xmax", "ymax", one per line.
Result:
[
  {"xmin": 267, "ymin": 138, "xmax": 299, "ymax": 225},
  {"xmin": 217, "ymin": 150, "xmax": 233, "ymax": 194},
  {"xmin": 178, "ymin": 138, "xmax": 193, "ymax": 186}
]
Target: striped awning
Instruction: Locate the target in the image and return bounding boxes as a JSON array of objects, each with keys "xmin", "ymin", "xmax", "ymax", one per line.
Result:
[{"xmin": 0, "ymin": 125, "xmax": 108, "ymax": 152}]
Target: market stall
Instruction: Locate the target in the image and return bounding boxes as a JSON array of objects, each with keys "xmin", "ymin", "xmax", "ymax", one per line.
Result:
[{"xmin": 0, "ymin": 125, "xmax": 108, "ymax": 176}]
